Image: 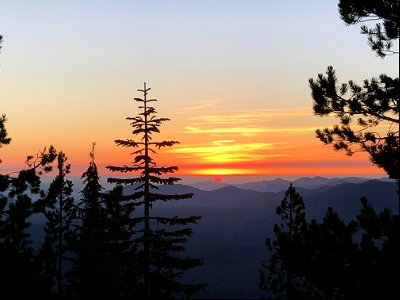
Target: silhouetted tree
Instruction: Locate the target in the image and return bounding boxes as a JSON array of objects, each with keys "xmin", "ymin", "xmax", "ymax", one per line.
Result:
[
  {"xmin": 309, "ymin": 67, "xmax": 399, "ymax": 184},
  {"xmin": 0, "ymin": 34, "xmax": 3, "ymax": 68},
  {"xmin": 353, "ymin": 197, "xmax": 400, "ymax": 298},
  {"xmin": 67, "ymin": 144, "xmax": 137, "ymax": 298},
  {"xmin": 1, "ymin": 47, "xmax": 58, "ymax": 297},
  {"xmin": 259, "ymin": 184, "xmax": 312, "ymax": 299},
  {"xmin": 338, "ymin": 0, "xmax": 399, "ymax": 57},
  {"xmin": 103, "ymin": 185, "xmax": 140, "ymax": 297},
  {"xmin": 291, "ymin": 4, "xmax": 400, "ymax": 296},
  {"xmin": 38, "ymin": 152, "xmax": 75, "ymax": 297},
  {"xmin": 107, "ymin": 83, "xmax": 203, "ymax": 299},
  {"xmin": 0, "ymin": 122, "xmax": 57, "ymax": 297},
  {"xmin": 262, "ymin": 186, "xmax": 399, "ymax": 298},
  {"xmin": 304, "ymin": 199, "xmax": 399, "ymax": 298},
  {"xmin": 0, "ymin": 34, "xmax": 3, "ymax": 59},
  {"xmin": 309, "ymin": 1, "xmax": 399, "ymax": 207},
  {"xmin": 66, "ymin": 143, "xmax": 106, "ymax": 297},
  {"xmin": 0, "ymin": 115, "xmax": 11, "ymax": 154},
  {"xmin": 306, "ymin": 208, "xmax": 359, "ymax": 298}
]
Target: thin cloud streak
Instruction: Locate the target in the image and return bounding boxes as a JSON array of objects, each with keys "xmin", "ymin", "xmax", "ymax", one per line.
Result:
[
  {"xmin": 188, "ymin": 107, "xmax": 313, "ymax": 125},
  {"xmin": 169, "ymin": 141, "xmax": 289, "ymax": 163},
  {"xmin": 185, "ymin": 126, "xmax": 317, "ymax": 134},
  {"xmin": 174, "ymin": 99, "xmax": 222, "ymax": 114}
]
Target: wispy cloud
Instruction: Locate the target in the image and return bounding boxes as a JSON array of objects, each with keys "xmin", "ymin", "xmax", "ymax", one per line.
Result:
[
  {"xmin": 185, "ymin": 125, "xmax": 316, "ymax": 135},
  {"xmin": 174, "ymin": 99, "xmax": 222, "ymax": 114},
  {"xmin": 188, "ymin": 107, "xmax": 312, "ymax": 125},
  {"xmin": 170, "ymin": 140, "xmax": 289, "ymax": 163},
  {"xmin": 168, "ymin": 106, "xmax": 318, "ymax": 168}
]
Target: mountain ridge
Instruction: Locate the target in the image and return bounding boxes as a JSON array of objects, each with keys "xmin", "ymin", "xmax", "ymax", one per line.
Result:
[
  {"xmin": 157, "ymin": 179, "xmax": 398, "ymax": 299},
  {"xmin": 188, "ymin": 176, "xmax": 393, "ymax": 193}
]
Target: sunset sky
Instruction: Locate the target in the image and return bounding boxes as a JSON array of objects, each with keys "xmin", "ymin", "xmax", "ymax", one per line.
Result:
[{"xmin": 1, "ymin": 1, "xmax": 398, "ymax": 181}]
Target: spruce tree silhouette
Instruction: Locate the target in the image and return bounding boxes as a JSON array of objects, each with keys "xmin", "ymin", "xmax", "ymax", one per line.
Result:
[
  {"xmin": 259, "ymin": 184, "xmax": 311, "ymax": 299},
  {"xmin": 353, "ymin": 197, "xmax": 400, "ymax": 298},
  {"xmin": 38, "ymin": 152, "xmax": 75, "ymax": 297},
  {"xmin": 305, "ymin": 208, "xmax": 358, "ymax": 298},
  {"xmin": 68, "ymin": 143, "xmax": 137, "ymax": 297},
  {"xmin": 260, "ymin": 183, "xmax": 399, "ymax": 298},
  {"xmin": 67, "ymin": 143, "xmax": 110, "ymax": 297},
  {"xmin": 107, "ymin": 83, "xmax": 203, "ymax": 299}
]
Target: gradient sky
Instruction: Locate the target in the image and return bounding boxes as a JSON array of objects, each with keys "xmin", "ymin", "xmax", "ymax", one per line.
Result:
[{"xmin": 1, "ymin": 1, "xmax": 398, "ymax": 179}]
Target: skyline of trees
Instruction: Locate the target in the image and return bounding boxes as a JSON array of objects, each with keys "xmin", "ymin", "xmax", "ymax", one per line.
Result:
[{"xmin": 0, "ymin": 82, "xmax": 204, "ymax": 298}]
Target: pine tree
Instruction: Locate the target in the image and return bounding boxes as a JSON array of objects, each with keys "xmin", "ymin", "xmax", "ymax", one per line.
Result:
[
  {"xmin": 0, "ymin": 115, "xmax": 11, "ymax": 150},
  {"xmin": 338, "ymin": 0, "xmax": 399, "ymax": 57},
  {"xmin": 102, "ymin": 185, "xmax": 139, "ymax": 297},
  {"xmin": 259, "ymin": 184, "xmax": 311, "ymax": 299},
  {"xmin": 68, "ymin": 143, "xmax": 136, "ymax": 297},
  {"xmin": 309, "ymin": 67, "xmax": 399, "ymax": 188},
  {"xmin": 0, "ymin": 191, "xmax": 42, "ymax": 297},
  {"xmin": 38, "ymin": 152, "xmax": 75, "ymax": 297},
  {"xmin": 354, "ymin": 197, "xmax": 400, "ymax": 298},
  {"xmin": 66, "ymin": 143, "xmax": 105, "ymax": 297},
  {"xmin": 305, "ymin": 208, "xmax": 358, "ymax": 298},
  {"xmin": 107, "ymin": 83, "xmax": 203, "ymax": 299},
  {"xmin": 309, "ymin": 1, "xmax": 399, "ymax": 206},
  {"xmin": 0, "ymin": 124, "xmax": 57, "ymax": 296}
]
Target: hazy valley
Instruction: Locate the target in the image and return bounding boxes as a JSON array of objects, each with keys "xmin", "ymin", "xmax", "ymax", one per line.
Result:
[{"xmin": 122, "ymin": 177, "xmax": 398, "ymax": 298}]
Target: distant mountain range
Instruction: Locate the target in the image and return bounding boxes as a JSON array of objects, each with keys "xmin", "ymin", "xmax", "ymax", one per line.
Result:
[
  {"xmin": 188, "ymin": 176, "xmax": 393, "ymax": 192},
  {"xmin": 31, "ymin": 177, "xmax": 398, "ymax": 299},
  {"xmin": 137, "ymin": 178, "xmax": 398, "ymax": 299}
]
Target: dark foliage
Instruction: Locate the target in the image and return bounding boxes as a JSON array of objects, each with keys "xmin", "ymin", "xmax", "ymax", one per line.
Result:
[
  {"xmin": 310, "ymin": 0, "xmax": 399, "ymax": 209},
  {"xmin": 338, "ymin": 0, "xmax": 399, "ymax": 57},
  {"xmin": 353, "ymin": 197, "xmax": 400, "ymax": 298},
  {"xmin": 68, "ymin": 144, "xmax": 138, "ymax": 298},
  {"xmin": 309, "ymin": 66, "xmax": 399, "ymax": 183},
  {"xmin": 107, "ymin": 83, "xmax": 203, "ymax": 299},
  {"xmin": 259, "ymin": 184, "xmax": 312, "ymax": 299},
  {"xmin": 261, "ymin": 186, "xmax": 399, "ymax": 299},
  {"xmin": 0, "ymin": 117, "xmax": 57, "ymax": 297},
  {"xmin": 37, "ymin": 152, "xmax": 75, "ymax": 297}
]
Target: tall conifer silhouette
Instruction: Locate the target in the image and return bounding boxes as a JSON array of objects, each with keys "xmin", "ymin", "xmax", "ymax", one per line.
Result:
[
  {"xmin": 67, "ymin": 143, "xmax": 108, "ymax": 297},
  {"xmin": 107, "ymin": 83, "xmax": 203, "ymax": 299},
  {"xmin": 68, "ymin": 143, "xmax": 136, "ymax": 297},
  {"xmin": 39, "ymin": 152, "xmax": 75, "ymax": 297},
  {"xmin": 260, "ymin": 184, "xmax": 310, "ymax": 299}
]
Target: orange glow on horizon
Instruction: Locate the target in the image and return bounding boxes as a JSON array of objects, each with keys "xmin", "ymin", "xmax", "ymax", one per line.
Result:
[
  {"xmin": 173, "ymin": 164, "xmax": 386, "ymax": 177},
  {"xmin": 192, "ymin": 168, "xmax": 256, "ymax": 176},
  {"xmin": 0, "ymin": 106, "xmax": 392, "ymax": 180}
]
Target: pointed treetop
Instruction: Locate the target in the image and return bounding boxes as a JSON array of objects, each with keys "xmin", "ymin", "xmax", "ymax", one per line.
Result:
[
  {"xmin": 137, "ymin": 82, "xmax": 151, "ymax": 93},
  {"xmin": 90, "ymin": 142, "xmax": 96, "ymax": 163}
]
